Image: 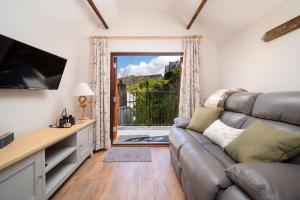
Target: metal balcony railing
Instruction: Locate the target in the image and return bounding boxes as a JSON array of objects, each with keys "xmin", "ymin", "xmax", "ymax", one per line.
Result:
[{"xmin": 118, "ymin": 91, "xmax": 179, "ymax": 126}]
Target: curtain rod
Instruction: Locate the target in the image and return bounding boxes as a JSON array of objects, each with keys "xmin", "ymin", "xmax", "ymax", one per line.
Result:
[{"xmin": 89, "ymin": 35, "xmax": 202, "ymax": 40}]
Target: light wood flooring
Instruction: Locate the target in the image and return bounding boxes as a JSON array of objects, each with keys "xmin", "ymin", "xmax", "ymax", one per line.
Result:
[{"xmin": 50, "ymin": 147, "xmax": 185, "ymax": 200}]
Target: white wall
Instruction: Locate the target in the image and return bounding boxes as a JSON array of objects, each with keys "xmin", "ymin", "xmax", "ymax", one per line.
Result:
[
  {"xmin": 220, "ymin": 0, "xmax": 300, "ymax": 92},
  {"xmin": 0, "ymin": 0, "xmax": 298, "ymax": 138},
  {"xmin": 0, "ymin": 3, "xmax": 221, "ymax": 137},
  {"xmin": 0, "ymin": 1, "xmax": 89, "ymax": 137},
  {"xmin": 76, "ymin": 12, "xmax": 221, "ymax": 99}
]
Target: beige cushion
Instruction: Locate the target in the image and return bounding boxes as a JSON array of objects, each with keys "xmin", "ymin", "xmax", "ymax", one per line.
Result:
[
  {"xmin": 225, "ymin": 120, "xmax": 300, "ymax": 163},
  {"xmin": 203, "ymin": 120, "xmax": 244, "ymax": 149},
  {"xmin": 188, "ymin": 107, "xmax": 221, "ymax": 133}
]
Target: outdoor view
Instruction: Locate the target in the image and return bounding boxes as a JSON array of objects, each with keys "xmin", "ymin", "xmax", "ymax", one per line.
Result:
[{"xmin": 116, "ymin": 55, "xmax": 182, "ymax": 144}]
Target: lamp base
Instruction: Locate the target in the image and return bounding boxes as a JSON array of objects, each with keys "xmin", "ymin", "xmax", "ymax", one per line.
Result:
[{"xmin": 78, "ymin": 96, "xmax": 88, "ymax": 121}]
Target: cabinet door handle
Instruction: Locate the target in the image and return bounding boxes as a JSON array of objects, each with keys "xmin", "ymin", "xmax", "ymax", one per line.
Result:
[{"xmin": 36, "ymin": 175, "xmax": 43, "ymax": 184}]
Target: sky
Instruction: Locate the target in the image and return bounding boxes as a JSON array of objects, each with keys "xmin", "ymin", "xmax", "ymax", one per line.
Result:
[{"xmin": 117, "ymin": 55, "xmax": 180, "ymax": 78}]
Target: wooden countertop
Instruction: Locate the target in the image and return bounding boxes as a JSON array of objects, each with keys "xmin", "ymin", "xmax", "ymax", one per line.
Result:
[{"xmin": 0, "ymin": 120, "xmax": 95, "ymax": 171}]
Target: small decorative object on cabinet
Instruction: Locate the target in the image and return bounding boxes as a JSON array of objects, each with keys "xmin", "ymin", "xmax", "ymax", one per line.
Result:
[
  {"xmin": 74, "ymin": 82, "xmax": 95, "ymax": 121},
  {"xmin": 49, "ymin": 108, "xmax": 73, "ymax": 128}
]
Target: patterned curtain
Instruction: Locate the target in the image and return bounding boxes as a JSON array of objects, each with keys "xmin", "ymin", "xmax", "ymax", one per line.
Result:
[
  {"xmin": 90, "ymin": 38, "xmax": 111, "ymax": 150},
  {"xmin": 179, "ymin": 37, "xmax": 204, "ymax": 119}
]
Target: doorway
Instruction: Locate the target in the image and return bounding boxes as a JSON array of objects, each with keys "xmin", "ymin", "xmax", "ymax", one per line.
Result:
[{"xmin": 110, "ymin": 52, "xmax": 183, "ymax": 144}]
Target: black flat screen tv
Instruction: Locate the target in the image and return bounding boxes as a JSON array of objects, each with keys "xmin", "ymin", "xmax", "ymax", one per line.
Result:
[{"xmin": 0, "ymin": 34, "xmax": 67, "ymax": 90}]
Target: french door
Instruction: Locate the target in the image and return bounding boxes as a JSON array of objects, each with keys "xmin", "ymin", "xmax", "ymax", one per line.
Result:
[
  {"xmin": 111, "ymin": 56, "xmax": 119, "ymax": 142},
  {"xmin": 110, "ymin": 52, "xmax": 183, "ymax": 144}
]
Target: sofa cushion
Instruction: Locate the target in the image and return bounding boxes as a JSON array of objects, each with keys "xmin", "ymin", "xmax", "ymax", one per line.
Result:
[
  {"xmin": 226, "ymin": 163, "xmax": 300, "ymax": 200},
  {"xmin": 225, "ymin": 120, "xmax": 300, "ymax": 163},
  {"xmin": 169, "ymin": 125, "xmax": 212, "ymax": 160},
  {"xmin": 252, "ymin": 91, "xmax": 300, "ymax": 126},
  {"xmin": 241, "ymin": 116, "xmax": 300, "ymax": 134},
  {"xmin": 188, "ymin": 107, "xmax": 221, "ymax": 133},
  {"xmin": 203, "ymin": 120, "xmax": 244, "ymax": 149},
  {"xmin": 203, "ymin": 144, "xmax": 236, "ymax": 167},
  {"xmin": 220, "ymin": 111, "xmax": 249, "ymax": 129},
  {"xmin": 224, "ymin": 92, "xmax": 261, "ymax": 115},
  {"xmin": 180, "ymin": 142, "xmax": 232, "ymax": 200},
  {"xmin": 186, "ymin": 129, "xmax": 212, "ymax": 145}
]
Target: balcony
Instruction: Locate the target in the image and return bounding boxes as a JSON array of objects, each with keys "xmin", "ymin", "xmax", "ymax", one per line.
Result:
[{"xmin": 116, "ymin": 91, "xmax": 179, "ymax": 144}]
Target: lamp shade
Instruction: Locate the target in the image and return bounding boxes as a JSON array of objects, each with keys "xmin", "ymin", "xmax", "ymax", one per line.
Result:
[{"xmin": 73, "ymin": 82, "xmax": 94, "ymax": 96}]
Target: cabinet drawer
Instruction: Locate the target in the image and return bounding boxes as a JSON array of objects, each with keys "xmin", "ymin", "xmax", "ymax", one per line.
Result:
[
  {"xmin": 77, "ymin": 126, "xmax": 92, "ymax": 161},
  {"xmin": 78, "ymin": 127, "xmax": 89, "ymax": 149}
]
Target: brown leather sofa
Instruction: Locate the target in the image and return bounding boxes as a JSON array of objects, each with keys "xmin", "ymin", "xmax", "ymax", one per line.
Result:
[{"xmin": 170, "ymin": 92, "xmax": 300, "ymax": 200}]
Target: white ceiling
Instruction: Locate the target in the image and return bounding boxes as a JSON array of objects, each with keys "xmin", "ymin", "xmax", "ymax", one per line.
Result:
[
  {"xmin": 11, "ymin": 0, "xmax": 286, "ymax": 43},
  {"xmin": 92, "ymin": 0, "xmax": 285, "ymax": 43}
]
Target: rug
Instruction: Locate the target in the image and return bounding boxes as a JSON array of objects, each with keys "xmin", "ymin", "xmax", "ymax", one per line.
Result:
[
  {"xmin": 118, "ymin": 135, "xmax": 169, "ymax": 143},
  {"xmin": 103, "ymin": 147, "xmax": 152, "ymax": 162}
]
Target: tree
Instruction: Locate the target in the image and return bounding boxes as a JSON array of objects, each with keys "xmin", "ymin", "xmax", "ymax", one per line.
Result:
[{"xmin": 126, "ymin": 73, "xmax": 180, "ymax": 126}]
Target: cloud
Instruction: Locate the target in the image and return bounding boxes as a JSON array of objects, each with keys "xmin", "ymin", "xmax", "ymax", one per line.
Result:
[{"xmin": 118, "ymin": 56, "xmax": 180, "ymax": 78}]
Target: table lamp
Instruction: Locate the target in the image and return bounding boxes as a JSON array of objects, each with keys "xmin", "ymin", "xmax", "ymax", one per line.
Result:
[{"xmin": 74, "ymin": 82, "xmax": 95, "ymax": 120}]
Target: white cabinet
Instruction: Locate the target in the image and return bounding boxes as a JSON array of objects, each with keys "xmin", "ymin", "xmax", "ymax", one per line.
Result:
[
  {"xmin": 0, "ymin": 122, "xmax": 94, "ymax": 200},
  {"xmin": 0, "ymin": 151, "xmax": 44, "ymax": 200},
  {"xmin": 77, "ymin": 126, "xmax": 93, "ymax": 162}
]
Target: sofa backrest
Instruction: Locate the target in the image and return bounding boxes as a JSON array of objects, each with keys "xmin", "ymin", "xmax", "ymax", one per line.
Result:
[{"xmin": 220, "ymin": 91, "xmax": 300, "ymax": 164}]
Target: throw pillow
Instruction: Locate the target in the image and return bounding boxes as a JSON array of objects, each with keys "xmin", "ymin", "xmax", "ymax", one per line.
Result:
[
  {"xmin": 225, "ymin": 120, "xmax": 300, "ymax": 163},
  {"xmin": 188, "ymin": 107, "xmax": 221, "ymax": 133},
  {"xmin": 203, "ymin": 120, "xmax": 244, "ymax": 149}
]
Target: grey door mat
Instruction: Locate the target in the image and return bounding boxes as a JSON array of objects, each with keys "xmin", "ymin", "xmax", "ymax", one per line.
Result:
[
  {"xmin": 117, "ymin": 135, "xmax": 169, "ymax": 143},
  {"xmin": 103, "ymin": 147, "xmax": 152, "ymax": 162}
]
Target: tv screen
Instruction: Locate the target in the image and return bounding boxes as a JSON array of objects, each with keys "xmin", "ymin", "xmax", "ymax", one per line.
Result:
[{"xmin": 0, "ymin": 34, "xmax": 67, "ymax": 89}]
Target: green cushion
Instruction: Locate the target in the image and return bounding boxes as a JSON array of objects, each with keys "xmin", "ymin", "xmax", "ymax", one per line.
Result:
[
  {"xmin": 225, "ymin": 120, "xmax": 300, "ymax": 163},
  {"xmin": 188, "ymin": 107, "xmax": 221, "ymax": 133}
]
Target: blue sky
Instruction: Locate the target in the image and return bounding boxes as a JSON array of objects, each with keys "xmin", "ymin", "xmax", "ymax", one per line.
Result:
[
  {"xmin": 117, "ymin": 56, "xmax": 156, "ymax": 69},
  {"xmin": 117, "ymin": 55, "xmax": 180, "ymax": 78}
]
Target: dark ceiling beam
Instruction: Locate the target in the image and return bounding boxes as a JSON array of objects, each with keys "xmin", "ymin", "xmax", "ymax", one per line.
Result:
[
  {"xmin": 87, "ymin": 0, "xmax": 109, "ymax": 29},
  {"xmin": 186, "ymin": 0, "xmax": 208, "ymax": 30},
  {"xmin": 262, "ymin": 15, "xmax": 300, "ymax": 42}
]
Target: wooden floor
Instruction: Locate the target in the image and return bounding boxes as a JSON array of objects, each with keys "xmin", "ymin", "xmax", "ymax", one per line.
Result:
[{"xmin": 50, "ymin": 147, "xmax": 185, "ymax": 200}]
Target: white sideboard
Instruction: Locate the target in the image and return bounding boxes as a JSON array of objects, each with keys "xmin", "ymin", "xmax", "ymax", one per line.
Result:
[{"xmin": 0, "ymin": 120, "xmax": 94, "ymax": 200}]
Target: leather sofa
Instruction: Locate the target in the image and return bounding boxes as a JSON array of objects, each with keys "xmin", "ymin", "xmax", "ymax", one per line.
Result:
[{"xmin": 169, "ymin": 92, "xmax": 300, "ymax": 200}]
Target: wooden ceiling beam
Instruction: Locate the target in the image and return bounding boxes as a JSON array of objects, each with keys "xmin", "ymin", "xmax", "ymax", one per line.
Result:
[
  {"xmin": 87, "ymin": 0, "xmax": 109, "ymax": 29},
  {"xmin": 186, "ymin": 0, "xmax": 208, "ymax": 30}
]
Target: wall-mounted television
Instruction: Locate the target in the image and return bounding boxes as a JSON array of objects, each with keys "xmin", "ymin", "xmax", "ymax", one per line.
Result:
[{"xmin": 0, "ymin": 34, "xmax": 67, "ymax": 90}]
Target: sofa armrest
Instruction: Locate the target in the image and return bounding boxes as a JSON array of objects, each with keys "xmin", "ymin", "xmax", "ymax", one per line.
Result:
[
  {"xmin": 174, "ymin": 117, "xmax": 190, "ymax": 129},
  {"xmin": 225, "ymin": 163, "xmax": 300, "ymax": 200}
]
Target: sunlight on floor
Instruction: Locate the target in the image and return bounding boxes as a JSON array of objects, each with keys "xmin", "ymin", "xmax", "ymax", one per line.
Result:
[{"xmin": 118, "ymin": 126, "xmax": 170, "ymax": 137}]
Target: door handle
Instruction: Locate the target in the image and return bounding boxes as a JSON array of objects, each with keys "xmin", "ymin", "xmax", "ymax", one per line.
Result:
[{"xmin": 36, "ymin": 175, "xmax": 43, "ymax": 184}]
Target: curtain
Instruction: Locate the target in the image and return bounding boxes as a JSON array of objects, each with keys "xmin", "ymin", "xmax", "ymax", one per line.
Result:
[
  {"xmin": 179, "ymin": 37, "xmax": 204, "ymax": 119},
  {"xmin": 90, "ymin": 38, "xmax": 111, "ymax": 150}
]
